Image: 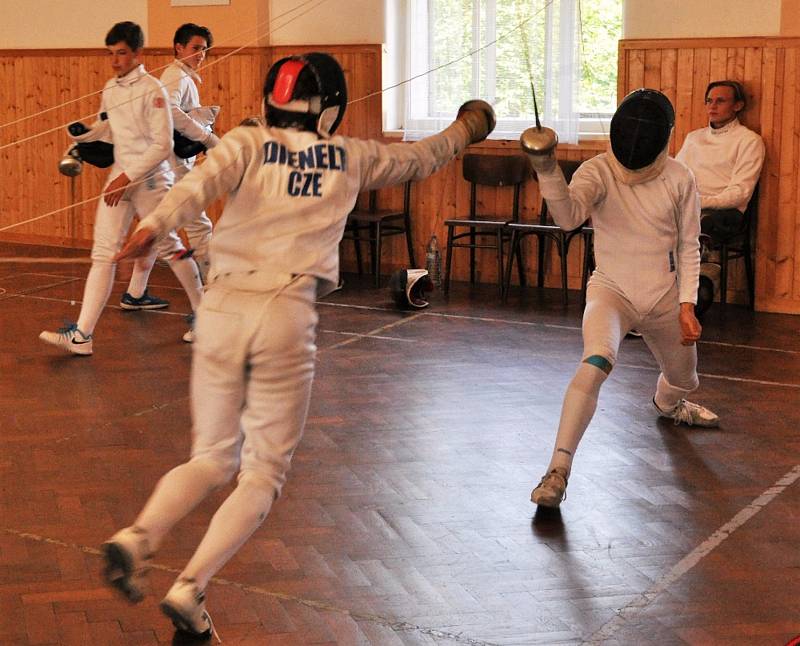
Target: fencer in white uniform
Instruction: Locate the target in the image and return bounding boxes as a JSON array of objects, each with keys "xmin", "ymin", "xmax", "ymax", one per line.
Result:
[
  {"xmin": 101, "ymin": 52, "xmax": 497, "ymax": 638},
  {"xmin": 676, "ymin": 79, "xmax": 765, "ymax": 253},
  {"xmin": 158, "ymin": 23, "xmax": 221, "ymax": 283},
  {"xmin": 525, "ymin": 89, "xmax": 720, "ymax": 509},
  {"xmin": 39, "ymin": 22, "xmax": 203, "ymax": 355}
]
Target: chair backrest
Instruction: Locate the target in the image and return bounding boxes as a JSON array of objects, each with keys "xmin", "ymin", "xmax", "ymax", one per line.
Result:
[
  {"xmin": 462, "ymin": 153, "xmax": 529, "ymax": 221},
  {"xmin": 539, "ymin": 159, "xmax": 582, "ymax": 225},
  {"xmin": 363, "ymin": 180, "xmax": 412, "ymax": 215}
]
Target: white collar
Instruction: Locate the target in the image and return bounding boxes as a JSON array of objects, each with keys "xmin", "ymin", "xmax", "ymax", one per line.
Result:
[
  {"xmin": 115, "ymin": 64, "xmax": 146, "ymax": 86},
  {"xmin": 708, "ymin": 117, "xmax": 739, "ymax": 135},
  {"xmin": 174, "ymin": 59, "xmax": 202, "ymax": 84}
]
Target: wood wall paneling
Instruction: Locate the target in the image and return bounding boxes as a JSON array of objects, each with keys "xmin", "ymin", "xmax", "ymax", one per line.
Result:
[
  {"xmin": 620, "ymin": 37, "xmax": 800, "ymax": 313},
  {"xmin": 4, "ymin": 38, "xmax": 800, "ymax": 312}
]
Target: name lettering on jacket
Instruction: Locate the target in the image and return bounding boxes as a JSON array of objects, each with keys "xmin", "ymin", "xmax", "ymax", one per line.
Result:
[{"xmin": 263, "ymin": 141, "xmax": 348, "ymax": 197}]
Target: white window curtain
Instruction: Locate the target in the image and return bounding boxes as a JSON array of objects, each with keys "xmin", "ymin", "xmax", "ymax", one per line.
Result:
[{"xmin": 403, "ymin": 0, "xmax": 580, "ymax": 143}]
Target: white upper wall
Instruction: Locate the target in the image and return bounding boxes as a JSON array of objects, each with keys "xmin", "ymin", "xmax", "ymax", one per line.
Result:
[
  {"xmin": 0, "ymin": 0, "xmax": 148, "ymax": 48},
  {"xmin": 624, "ymin": 0, "xmax": 781, "ymax": 39},
  {"xmin": 268, "ymin": 0, "xmax": 384, "ymax": 45}
]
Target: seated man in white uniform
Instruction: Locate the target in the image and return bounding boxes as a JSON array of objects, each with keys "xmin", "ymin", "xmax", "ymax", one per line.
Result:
[
  {"xmin": 676, "ymin": 80, "xmax": 764, "ymax": 242},
  {"xmin": 525, "ymin": 89, "xmax": 719, "ymax": 509},
  {"xmin": 100, "ymin": 53, "xmax": 497, "ymax": 638}
]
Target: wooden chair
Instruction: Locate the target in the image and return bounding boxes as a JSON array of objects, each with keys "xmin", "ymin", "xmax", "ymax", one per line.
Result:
[
  {"xmin": 342, "ymin": 181, "xmax": 415, "ymax": 287},
  {"xmin": 443, "ymin": 154, "xmax": 529, "ymax": 296},
  {"xmin": 714, "ymin": 184, "xmax": 758, "ymax": 308},
  {"xmin": 503, "ymin": 159, "xmax": 584, "ymax": 304}
]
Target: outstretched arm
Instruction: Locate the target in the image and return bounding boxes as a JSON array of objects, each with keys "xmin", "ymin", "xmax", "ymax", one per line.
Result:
[
  {"xmin": 353, "ymin": 100, "xmax": 495, "ymax": 191},
  {"xmin": 521, "ymin": 127, "xmax": 602, "ymax": 231}
]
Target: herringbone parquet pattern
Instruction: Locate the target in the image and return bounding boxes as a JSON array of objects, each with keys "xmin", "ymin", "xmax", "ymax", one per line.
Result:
[{"xmin": 1, "ymin": 243, "xmax": 799, "ymax": 645}]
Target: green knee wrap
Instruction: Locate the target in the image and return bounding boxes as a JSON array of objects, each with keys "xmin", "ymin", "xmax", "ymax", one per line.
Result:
[{"xmin": 583, "ymin": 354, "xmax": 613, "ymax": 375}]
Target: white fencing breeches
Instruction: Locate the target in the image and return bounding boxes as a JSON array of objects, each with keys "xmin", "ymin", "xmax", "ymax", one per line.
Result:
[{"xmin": 133, "ymin": 275, "xmax": 318, "ymax": 588}]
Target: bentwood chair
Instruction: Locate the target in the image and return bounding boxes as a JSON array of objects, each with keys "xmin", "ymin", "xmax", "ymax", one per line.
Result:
[
  {"xmin": 442, "ymin": 154, "xmax": 529, "ymax": 296},
  {"xmin": 503, "ymin": 159, "xmax": 584, "ymax": 304},
  {"xmin": 342, "ymin": 181, "xmax": 415, "ymax": 287}
]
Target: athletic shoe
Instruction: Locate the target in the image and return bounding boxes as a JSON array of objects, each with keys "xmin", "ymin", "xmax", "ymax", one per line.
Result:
[
  {"xmin": 182, "ymin": 312, "xmax": 195, "ymax": 343},
  {"xmin": 102, "ymin": 526, "xmax": 153, "ymax": 603},
  {"xmin": 39, "ymin": 323, "xmax": 93, "ymax": 355},
  {"xmin": 530, "ymin": 467, "xmax": 569, "ymax": 508},
  {"xmin": 654, "ymin": 398, "xmax": 720, "ymax": 427},
  {"xmin": 120, "ymin": 290, "xmax": 170, "ymax": 311},
  {"xmin": 160, "ymin": 578, "xmax": 214, "ymax": 639}
]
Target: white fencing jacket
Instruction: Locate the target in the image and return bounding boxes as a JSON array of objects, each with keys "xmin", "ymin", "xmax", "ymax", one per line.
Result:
[
  {"xmin": 537, "ymin": 153, "xmax": 701, "ymax": 314},
  {"xmin": 98, "ymin": 65, "xmax": 174, "ymax": 183},
  {"xmin": 160, "ymin": 59, "xmax": 220, "ymax": 163},
  {"xmin": 138, "ymin": 122, "xmax": 472, "ymax": 295},
  {"xmin": 676, "ymin": 118, "xmax": 764, "ymax": 213}
]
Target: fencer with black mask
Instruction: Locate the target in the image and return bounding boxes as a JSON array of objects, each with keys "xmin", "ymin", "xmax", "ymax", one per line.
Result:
[
  {"xmin": 524, "ymin": 89, "xmax": 719, "ymax": 509},
  {"xmin": 100, "ymin": 52, "xmax": 496, "ymax": 637}
]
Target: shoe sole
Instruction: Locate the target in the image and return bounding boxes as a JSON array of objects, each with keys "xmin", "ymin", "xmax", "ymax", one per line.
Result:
[
  {"xmin": 120, "ymin": 303, "xmax": 170, "ymax": 311},
  {"xmin": 657, "ymin": 414, "xmax": 720, "ymax": 428},
  {"xmin": 102, "ymin": 541, "xmax": 144, "ymax": 603},
  {"xmin": 38, "ymin": 333, "xmax": 93, "ymax": 356},
  {"xmin": 159, "ymin": 599, "xmax": 212, "ymax": 639},
  {"xmin": 531, "ymin": 491, "xmax": 562, "ymax": 508}
]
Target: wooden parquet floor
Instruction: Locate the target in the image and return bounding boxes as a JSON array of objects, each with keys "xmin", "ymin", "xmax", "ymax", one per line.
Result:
[{"xmin": 1, "ymin": 243, "xmax": 798, "ymax": 646}]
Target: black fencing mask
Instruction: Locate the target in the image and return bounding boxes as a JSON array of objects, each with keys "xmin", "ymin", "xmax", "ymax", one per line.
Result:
[{"xmin": 610, "ymin": 89, "xmax": 674, "ymax": 170}]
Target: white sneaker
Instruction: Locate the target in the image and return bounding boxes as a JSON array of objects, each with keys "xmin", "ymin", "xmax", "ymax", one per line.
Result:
[
  {"xmin": 39, "ymin": 323, "xmax": 93, "ymax": 355},
  {"xmin": 102, "ymin": 526, "xmax": 153, "ymax": 603},
  {"xmin": 182, "ymin": 313, "xmax": 195, "ymax": 343},
  {"xmin": 655, "ymin": 398, "xmax": 720, "ymax": 428},
  {"xmin": 160, "ymin": 578, "xmax": 214, "ymax": 638},
  {"xmin": 530, "ymin": 467, "xmax": 569, "ymax": 508}
]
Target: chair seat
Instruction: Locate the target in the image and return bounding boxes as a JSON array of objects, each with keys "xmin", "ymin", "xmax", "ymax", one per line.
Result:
[
  {"xmin": 507, "ymin": 222, "xmax": 563, "ymax": 234},
  {"xmin": 348, "ymin": 209, "xmax": 405, "ymax": 224},
  {"xmin": 444, "ymin": 217, "xmax": 510, "ymax": 228}
]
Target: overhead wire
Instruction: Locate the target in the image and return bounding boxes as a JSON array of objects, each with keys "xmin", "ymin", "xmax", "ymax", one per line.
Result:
[
  {"xmin": 0, "ymin": 0, "xmax": 330, "ymax": 151},
  {"xmin": 0, "ymin": 0, "xmax": 617, "ymax": 244}
]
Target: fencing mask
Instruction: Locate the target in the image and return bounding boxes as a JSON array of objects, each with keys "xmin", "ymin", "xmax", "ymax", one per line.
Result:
[
  {"xmin": 263, "ymin": 52, "xmax": 347, "ymax": 138},
  {"xmin": 610, "ymin": 89, "xmax": 675, "ymax": 170},
  {"xmin": 389, "ymin": 269, "xmax": 433, "ymax": 309}
]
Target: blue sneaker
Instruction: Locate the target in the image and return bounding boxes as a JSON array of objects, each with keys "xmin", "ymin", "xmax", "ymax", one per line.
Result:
[
  {"xmin": 39, "ymin": 322, "xmax": 93, "ymax": 355},
  {"xmin": 120, "ymin": 290, "xmax": 170, "ymax": 311}
]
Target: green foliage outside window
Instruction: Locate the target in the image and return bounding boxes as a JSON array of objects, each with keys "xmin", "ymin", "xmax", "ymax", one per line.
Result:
[{"xmin": 426, "ymin": 0, "xmax": 622, "ymax": 120}]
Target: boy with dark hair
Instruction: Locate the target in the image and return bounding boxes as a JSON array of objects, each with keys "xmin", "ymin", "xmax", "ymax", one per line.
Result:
[
  {"xmin": 150, "ymin": 22, "xmax": 220, "ymax": 290},
  {"xmin": 102, "ymin": 52, "xmax": 495, "ymax": 638},
  {"xmin": 39, "ymin": 21, "xmax": 203, "ymax": 355}
]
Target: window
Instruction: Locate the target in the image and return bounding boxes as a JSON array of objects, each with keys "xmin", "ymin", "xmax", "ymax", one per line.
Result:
[{"xmin": 399, "ymin": 0, "xmax": 622, "ymax": 142}]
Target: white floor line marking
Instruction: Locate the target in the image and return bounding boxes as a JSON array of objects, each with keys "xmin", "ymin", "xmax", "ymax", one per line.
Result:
[
  {"xmin": 7, "ymin": 293, "xmax": 190, "ymax": 317},
  {"xmin": 6, "ymin": 286, "xmax": 800, "ymax": 364},
  {"xmin": 319, "ymin": 300, "xmax": 800, "ymax": 355},
  {"xmin": 584, "ymin": 463, "xmax": 800, "ymax": 644},
  {"xmin": 323, "ymin": 313, "xmax": 423, "ymax": 351},
  {"xmin": 0, "ymin": 277, "xmax": 82, "ymax": 301},
  {"xmin": 0, "ymin": 528, "xmax": 498, "ymax": 646},
  {"xmin": 616, "ymin": 361, "xmax": 800, "ymax": 390},
  {"xmin": 319, "ymin": 329, "xmax": 416, "ymax": 343},
  {"xmin": 699, "ymin": 339, "xmax": 800, "ymax": 356}
]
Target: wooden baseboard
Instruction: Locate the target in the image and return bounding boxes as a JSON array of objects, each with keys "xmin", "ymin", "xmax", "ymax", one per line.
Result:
[{"xmin": 0, "ymin": 232, "xmax": 92, "ymax": 250}]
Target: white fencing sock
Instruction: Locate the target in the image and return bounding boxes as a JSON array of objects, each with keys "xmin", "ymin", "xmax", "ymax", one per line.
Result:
[
  {"xmin": 179, "ymin": 475, "xmax": 276, "ymax": 590},
  {"xmin": 76, "ymin": 262, "xmax": 115, "ymax": 336},
  {"xmin": 546, "ymin": 358, "xmax": 610, "ymax": 474},
  {"xmin": 168, "ymin": 257, "xmax": 204, "ymax": 311},
  {"xmin": 653, "ymin": 373, "xmax": 692, "ymax": 412},
  {"xmin": 134, "ymin": 458, "xmax": 233, "ymax": 551},
  {"xmin": 126, "ymin": 253, "xmax": 157, "ymax": 299}
]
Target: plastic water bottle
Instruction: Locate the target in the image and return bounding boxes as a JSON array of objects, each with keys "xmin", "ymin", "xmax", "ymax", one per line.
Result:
[{"xmin": 425, "ymin": 235, "xmax": 442, "ymax": 288}]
